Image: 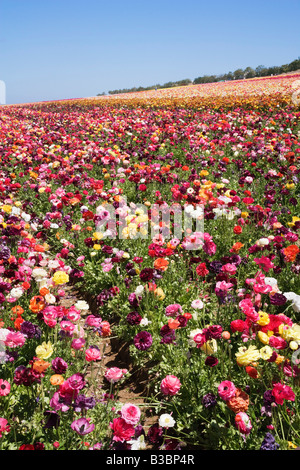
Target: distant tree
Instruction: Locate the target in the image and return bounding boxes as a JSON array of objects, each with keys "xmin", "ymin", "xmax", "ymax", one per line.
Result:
[
  {"xmin": 233, "ymin": 69, "xmax": 244, "ymax": 80},
  {"xmin": 244, "ymin": 67, "xmax": 255, "ymax": 79}
]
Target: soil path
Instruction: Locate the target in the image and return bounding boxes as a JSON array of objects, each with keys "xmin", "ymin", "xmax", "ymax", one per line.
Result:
[{"xmin": 59, "ymin": 285, "xmax": 158, "ymax": 441}]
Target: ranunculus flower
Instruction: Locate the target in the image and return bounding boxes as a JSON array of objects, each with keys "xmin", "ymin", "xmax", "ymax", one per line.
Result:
[
  {"xmin": 71, "ymin": 417, "xmax": 95, "ymax": 435},
  {"xmin": 85, "ymin": 346, "xmax": 101, "ymax": 362},
  {"xmin": 110, "ymin": 417, "xmax": 135, "ymax": 442},
  {"xmin": 120, "ymin": 403, "xmax": 141, "ymax": 425},
  {"xmin": 218, "ymin": 380, "xmax": 236, "ymax": 401},
  {"xmin": 133, "ymin": 331, "xmax": 153, "ymax": 350},
  {"xmin": 105, "ymin": 367, "xmax": 128, "ymax": 383},
  {"xmin": 160, "ymin": 375, "xmax": 181, "ymax": 396},
  {"xmin": 235, "ymin": 412, "xmax": 252, "ymax": 435}
]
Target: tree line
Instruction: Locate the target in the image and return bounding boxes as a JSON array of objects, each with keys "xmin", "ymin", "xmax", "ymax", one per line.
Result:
[{"xmin": 97, "ymin": 57, "xmax": 300, "ymax": 96}]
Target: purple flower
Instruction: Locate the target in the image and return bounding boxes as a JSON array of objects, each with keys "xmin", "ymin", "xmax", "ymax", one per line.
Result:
[
  {"xmin": 43, "ymin": 411, "xmax": 60, "ymax": 429},
  {"xmin": 269, "ymin": 293, "xmax": 287, "ymax": 306},
  {"xmin": 51, "ymin": 357, "xmax": 68, "ymax": 374},
  {"xmin": 202, "ymin": 392, "xmax": 217, "ymax": 408},
  {"xmin": 147, "ymin": 423, "xmax": 163, "ymax": 445},
  {"xmin": 133, "ymin": 331, "xmax": 153, "ymax": 351},
  {"xmin": 260, "ymin": 433, "xmax": 280, "ymax": 450},
  {"xmin": 126, "ymin": 311, "xmax": 142, "ymax": 325},
  {"xmin": 73, "ymin": 394, "xmax": 96, "ymax": 412},
  {"xmin": 71, "ymin": 417, "xmax": 95, "ymax": 436}
]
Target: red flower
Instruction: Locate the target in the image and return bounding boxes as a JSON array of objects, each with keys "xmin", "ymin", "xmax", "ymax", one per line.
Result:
[
  {"xmin": 196, "ymin": 263, "xmax": 209, "ymax": 277},
  {"xmin": 272, "ymin": 382, "xmax": 295, "ymax": 405},
  {"xmin": 109, "ymin": 417, "xmax": 135, "ymax": 442},
  {"xmin": 233, "ymin": 226, "xmax": 242, "ymax": 234}
]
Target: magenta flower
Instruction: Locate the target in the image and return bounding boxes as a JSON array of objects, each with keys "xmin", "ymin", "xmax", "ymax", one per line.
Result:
[{"xmin": 71, "ymin": 417, "xmax": 95, "ymax": 435}]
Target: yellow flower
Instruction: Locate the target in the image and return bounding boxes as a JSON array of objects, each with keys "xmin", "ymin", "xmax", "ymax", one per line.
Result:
[
  {"xmin": 257, "ymin": 311, "xmax": 270, "ymax": 326},
  {"xmin": 93, "ymin": 244, "xmax": 101, "ymax": 250},
  {"xmin": 275, "ymin": 354, "xmax": 285, "ymax": 365},
  {"xmin": 93, "ymin": 232, "xmax": 103, "ymax": 241},
  {"xmin": 235, "ymin": 345, "xmax": 260, "ymax": 366},
  {"xmin": 259, "ymin": 345, "xmax": 273, "ymax": 360},
  {"xmin": 154, "ymin": 287, "xmax": 165, "ymax": 300},
  {"xmin": 288, "ymin": 216, "xmax": 300, "ymax": 228},
  {"xmin": 36, "ymin": 341, "xmax": 53, "ymax": 360},
  {"xmin": 241, "ymin": 211, "xmax": 249, "ymax": 219},
  {"xmin": 200, "ymin": 339, "xmax": 217, "ymax": 355},
  {"xmin": 52, "ymin": 271, "xmax": 69, "ymax": 285},
  {"xmin": 288, "ymin": 441, "xmax": 298, "ymax": 449},
  {"xmin": 2, "ymin": 205, "xmax": 12, "ymax": 214},
  {"xmin": 257, "ymin": 331, "xmax": 270, "ymax": 345}
]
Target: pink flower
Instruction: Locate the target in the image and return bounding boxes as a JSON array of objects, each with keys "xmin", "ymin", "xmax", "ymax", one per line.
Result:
[
  {"xmin": 272, "ymin": 382, "xmax": 295, "ymax": 405},
  {"xmin": 221, "ymin": 263, "xmax": 237, "ymax": 275},
  {"xmin": 165, "ymin": 304, "xmax": 182, "ymax": 317},
  {"xmin": 120, "ymin": 403, "xmax": 141, "ymax": 425},
  {"xmin": 85, "ymin": 347, "xmax": 101, "ymax": 362},
  {"xmin": 0, "ymin": 379, "xmax": 10, "ymax": 396},
  {"xmin": 235, "ymin": 412, "xmax": 252, "ymax": 435},
  {"xmin": 85, "ymin": 315, "xmax": 103, "ymax": 328},
  {"xmin": 105, "ymin": 367, "xmax": 128, "ymax": 383},
  {"xmin": 253, "ymin": 256, "xmax": 275, "ymax": 273},
  {"xmin": 268, "ymin": 336, "xmax": 287, "ymax": 349},
  {"xmin": 71, "ymin": 338, "xmax": 85, "ymax": 350},
  {"xmin": 218, "ymin": 380, "xmax": 236, "ymax": 401},
  {"xmin": 160, "ymin": 375, "xmax": 181, "ymax": 396},
  {"xmin": 60, "ymin": 321, "xmax": 75, "ymax": 334},
  {"xmin": 110, "ymin": 417, "xmax": 135, "ymax": 442},
  {"xmin": 0, "ymin": 418, "xmax": 10, "ymax": 438},
  {"xmin": 5, "ymin": 331, "xmax": 26, "ymax": 348}
]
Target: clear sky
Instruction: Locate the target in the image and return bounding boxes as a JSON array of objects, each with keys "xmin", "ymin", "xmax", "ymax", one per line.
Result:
[{"xmin": 0, "ymin": 0, "xmax": 299, "ymax": 104}]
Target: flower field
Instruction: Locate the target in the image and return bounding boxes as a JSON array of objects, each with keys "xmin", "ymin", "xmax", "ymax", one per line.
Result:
[{"xmin": 0, "ymin": 73, "xmax": 300, "ymax": 451}]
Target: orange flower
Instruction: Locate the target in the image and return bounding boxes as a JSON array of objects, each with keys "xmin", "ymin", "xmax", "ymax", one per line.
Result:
[
  {"xmin": 100, "ymin": 321, "xmax": 111, "ymax": 337},
  {"xmin": 283, "ymin": 245, "xmax": 299, "ymax": 262},
  {"xmin": 29, "ymin": 295, "xmax": 46, "ymax": 313},
  {"xmin": 32, "ymin": 359, "xmax": 50, "ymax": 374},
  {"xmin": 11, "ymin": 306, "xmax": 24, "ymax": 316},
  {"xmin": 50, "ymin": 374, "xmax": 65, "ymax": 386},
  {"xmin": 227, "ymin": 388, "xmax": 250, "ymax": 413},
  {"xmin": 22, "ymin": 281, "xmax": 31, "ymax": 290},
  {"xmin": 0, "ymin": 319, "xmax": 4, "ymax": 328},
  {"xmin": 39, "ymin": 287, "xmax": 50, "ymax": 297},
  {"xmin": 168, "ymin": 318, "xmax": 181, "ymax": 330},
  {"xmin": 230, "ymin": 242, "xmax": 244, "ymax": 253},
  {"xmin": 153, "ymin": 258, "xmax": 169, "ymax": 272},
  {"xmin": 14, "ymin": 317, "xmax": 24, "ymax": 330}
]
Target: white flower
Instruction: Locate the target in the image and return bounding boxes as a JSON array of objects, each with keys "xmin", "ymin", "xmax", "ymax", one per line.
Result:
[
  {"xmin": 48, "ymin": 260, "xmax": 60, "ymax": 269},
  {"xmin": 9, "ymin": 287, "xmax": 24, "ymax": 299},
  {"xmin": 191, "ymin": 299, "xmax": 204, "ymax": 310},
  {"xmin": 188, "ymin": 328, "xmax": 202, "ymax": 347},
  {"xmin": 159, "ymin": 413, "xmax": 175, "ymax": 428},
  {"xmin": 32, "ymin": 268, "xmax": 48, "ymax": 279},
  {"xmin": 44, "ymin": 293, "xmax": 56, "ymax": 304},
  {"xmin": 128, "ymin": 435, "xmax": 147, "ymax": 450},
  {"xmin": 75, "ymin": 300, "xmax": 89, "ymax": 311},
  {"xmin": 140, "ymin": 317, "xmax": 151, "ymax": 327},
  {"xmin": 135, "ymin": 285, "xmax": 144, "ymax": 296},
  {"xmin": 0, "ymin": 328, "xmax": 10, "ymax": 342},
  {"xmin": 255, "ymin": 238, "xmax": 269, "ymax": 247}
]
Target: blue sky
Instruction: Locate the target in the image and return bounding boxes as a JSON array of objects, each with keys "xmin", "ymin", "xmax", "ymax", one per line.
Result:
[{"xmin": 0, "ymin": 0, "xmax": 299, "ymax": 104}]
